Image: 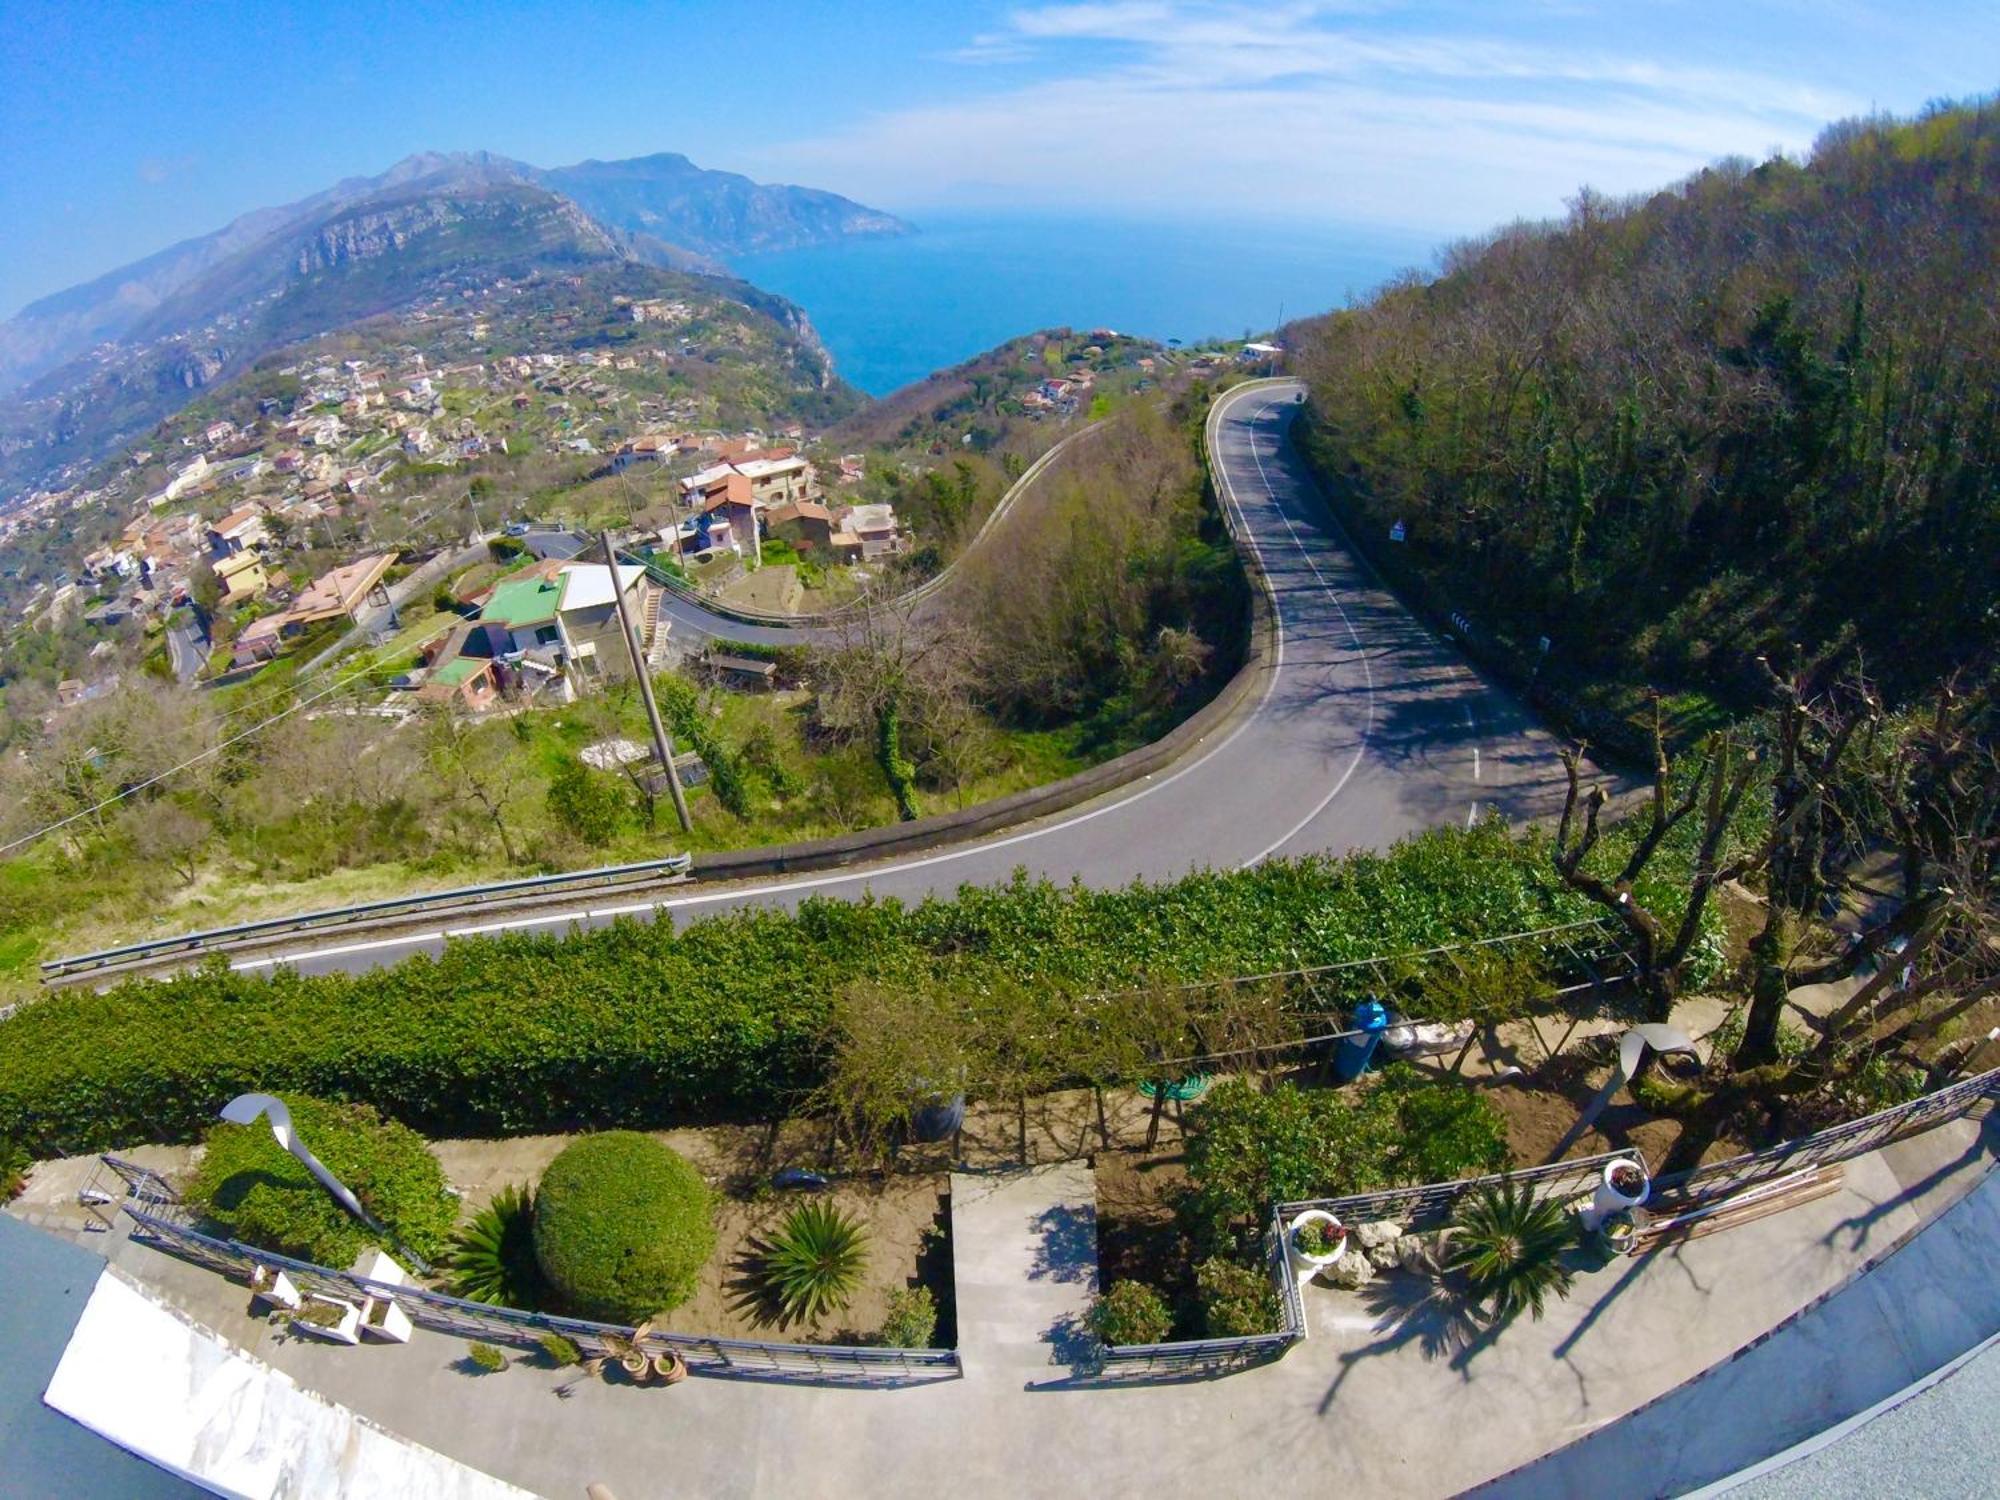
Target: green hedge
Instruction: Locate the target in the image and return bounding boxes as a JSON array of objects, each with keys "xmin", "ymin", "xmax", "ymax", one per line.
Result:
[
  {"xmin": 532, "ymin": 1131, "xmax": 714, "ymax": 1320},
  {"xmin": 0, "ymin": 821, "xmax": 1714, "ymax": 1157},
  {"xmin": 185, "ymin": 1094, "xmax": 457, "ymax": 1266}
]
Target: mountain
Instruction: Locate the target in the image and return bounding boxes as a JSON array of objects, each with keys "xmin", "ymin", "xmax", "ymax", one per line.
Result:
[
  {"xmin": 0, "ymin": 150, "xmax": 905, "ymax": 398},
  {"xmin": 0, "ymin": 152, "xmax": 903, "ymax": 496},
  {"xmin": 537, "ymin": 153, "xmax": 909, "ymax": 260}
]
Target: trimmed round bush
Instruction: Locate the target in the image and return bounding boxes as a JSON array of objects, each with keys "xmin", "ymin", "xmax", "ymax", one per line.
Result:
[
  {"xmin": 187, "ymin": 1095, "xmax": 456, "ymax": 1267},
  {"xmin": 531, "ymin": 1132, "xmax": 715, "ymax": 1321}
]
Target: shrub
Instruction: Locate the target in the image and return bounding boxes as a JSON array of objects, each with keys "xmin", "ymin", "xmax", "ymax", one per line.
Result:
[
  {"xmin": 0, "ymin": 829, "xmax": 1632, "ymax": 1158},
  {"xmin": 445, "ymin": 1184, "xmax": 543, "ymax": 1308},
  {"xmin": 546, "ymin": 756, "xmax": 629, "ymax": 847},
  {"xmin": 467, "ymin": 1341, "xmax": 507, "ymax": 1373},
  {"xmin": 0, "ymin": 1138, "xmax": 27, "ymax": 1202},
  {"xmin": 1369, "ymin": 1066, "xmax": 1512, "ymax": 1186},
  {"xmin": 1195, "ymin": 1255, "xmax": 1280, "ymax": 1337},
  {"xmin": 1447, "ymin": 1180, "xmax": 1576, "ymax": 1324},
  {"xmin": 1183, "ymin": 1070, "xmax": 1510, "ymax": 1244},
  {"xmin": 531, "ymin": 1132, "xmax": 714, "ymax": 1322},
  {"xmin": 187, "ymin": 1095, "xmax": 456, "ymax": 1267},
  {"xmin": 879, "ymin": 1285, "xmax": 938, "ymax": 1348},
  {"xmin": 537, "ymin": 1331, "xmax": 583, "ymax": 1367},
  {"xmin": 1181, "ymin": 1080, "xmax": 1394, "ymax": 1242},
  {"xmin": 1086, "ymin": 1280, "xmax": 1172, "ymax": 1347},
  {"xmin": 761, "ymin": 1201, "xmax": 869, "ymax": 1322}
]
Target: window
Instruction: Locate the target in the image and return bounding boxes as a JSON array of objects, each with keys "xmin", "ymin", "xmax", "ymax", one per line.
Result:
[{"xmin": 535, "ymin": 625, "xmax": 560, "ymax": 646}]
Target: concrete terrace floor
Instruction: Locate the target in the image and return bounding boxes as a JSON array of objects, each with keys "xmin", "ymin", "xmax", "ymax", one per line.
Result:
[{"xmin": 79, "ymin": 1109, "xmax": 1997, "ymax": 1500}]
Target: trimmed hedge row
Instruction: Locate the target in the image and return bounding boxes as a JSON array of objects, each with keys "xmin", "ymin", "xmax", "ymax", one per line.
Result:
[{"xmin": 0, "ymin": 821, "xmax": 1705, "ymax": 1157}]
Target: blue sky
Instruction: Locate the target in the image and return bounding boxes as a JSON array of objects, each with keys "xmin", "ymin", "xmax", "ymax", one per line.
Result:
[{"xmin": 1, "ymin": 0, "xmax": 1991, "ymax": 317}]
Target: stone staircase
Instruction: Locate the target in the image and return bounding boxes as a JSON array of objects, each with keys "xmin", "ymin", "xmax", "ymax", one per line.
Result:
[{"xmin": 639, "ymin": 584, "xmax": 672, "ymax": 667}]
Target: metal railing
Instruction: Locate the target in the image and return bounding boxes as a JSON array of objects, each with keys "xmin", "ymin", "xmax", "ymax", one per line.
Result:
[
  {"xmin": 105, "ymin": 1160, "xmax": 958, "ymax": 1387},
  {"xmin": 41, "ymin": 853, "xmax": 693, "ymax": 982},
  {"xmin": 1278, "ymin": 1148, "xmax": 1644, "ymax": 1231},
  {"xmin": 1093, "ymin": 1208, "xmax": 1308, "ymax": 1379},
  {"xmin": 1657, "ymin": 1065, "xmax": 2000, "ymax": 1200}
]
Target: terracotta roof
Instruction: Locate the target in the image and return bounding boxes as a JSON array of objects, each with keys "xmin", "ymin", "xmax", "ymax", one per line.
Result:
[
  {"xmin": 287, "ymin": 551, "xmax": 398, "ymax": 623},
  {"xmin": 701, "ymin": 473, "xmax": 756, "ymax": 513}
]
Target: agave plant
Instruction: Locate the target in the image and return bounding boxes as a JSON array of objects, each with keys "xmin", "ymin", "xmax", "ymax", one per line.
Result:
[
  {"xmin": 762, "ymin": 1201, "xmax": 869, "ymax": 1322},
  {"xmin": 1446, "ymin": 1180, "xmax": 1576, "ymax": 1325},
  {"xmin": 444, "ymin": 1184, "xmax": 543, "ymax": 1308}
]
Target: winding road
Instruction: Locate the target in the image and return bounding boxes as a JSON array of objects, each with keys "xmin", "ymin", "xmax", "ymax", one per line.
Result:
[{"xmin": 242, "ymin": 379, "xmax": 1581, "ymax": 979}]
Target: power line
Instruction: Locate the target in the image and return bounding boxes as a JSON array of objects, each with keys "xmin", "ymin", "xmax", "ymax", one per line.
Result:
[{"xmin": 0, "ymin": 622, "xmax": 454, "ymax": 859}]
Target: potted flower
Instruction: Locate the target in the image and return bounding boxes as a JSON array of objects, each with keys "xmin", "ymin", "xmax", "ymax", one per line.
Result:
[
  {"xmin": 1596, "ymin": 1212, "xmax": 1637, "ymax": 1258},
  {"xmin": 360, "ymin": 1295, "xmax": 414, "ymax": 1344},
  {"xmin": 1584, "ymin": 1157, "xmax": 1650, "ymax": 1230},
  {"xmin": 651, "ymin": 1347, "xmax": 688, "ymax": 1385},
  {"xmin": 1286, "ymin": 1209, "xmax": 1348, "ymax": 1278},
  {"xmin": 291, "ymin": 1295, "xmax": 362, "ymax": 1345},
  {"xmin": 248, "ymin": 1265, "xmax": 302, "ymax": 1311}
]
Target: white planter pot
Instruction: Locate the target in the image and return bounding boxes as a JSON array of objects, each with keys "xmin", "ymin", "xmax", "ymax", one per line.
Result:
[
  {"xmin": 1582, "ymin": 1158, "xmax": 1651, "ymax": 1231},
  {"xmin": 292, "ymin": 1295, "xmax": 362, "ymax": 1345},
  {"xmin": 361, "ymin": 1297, "xmax": 414, "ymax": 1343},
  {"xmin": 250, "ymin": 1268, "xmax": 302, "ymax": 1311},
  {"xmin": 1286, "ymin": 1209, "xmax": 1349, "ymax": 1280}
]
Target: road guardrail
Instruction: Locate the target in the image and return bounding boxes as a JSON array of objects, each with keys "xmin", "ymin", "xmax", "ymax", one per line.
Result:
[{"xmin": 40, "ymin": 853, "xmax": 693, "ymax": 984}]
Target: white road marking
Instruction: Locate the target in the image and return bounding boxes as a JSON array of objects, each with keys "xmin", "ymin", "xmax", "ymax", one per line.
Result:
[
  {"xmin": 1238, "ymin": 387, "xmax": 1376, "ymax": 868},
  {"xmin": 1468, "ymin": 802, "xmax": 1479, "ymax": 828},
  {"xmin": 235, "ymin": 384, "xmax": 1314, "ymax": 974}
]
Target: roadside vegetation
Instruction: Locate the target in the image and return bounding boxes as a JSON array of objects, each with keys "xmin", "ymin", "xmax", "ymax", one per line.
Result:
[
  {"xmin": 0, "ymin": 384, "xmax": 1246, "ymax": 996},
  {"xmin": 1294, "ymin": 98, "xmax": 1999, "ymax": 761},
  {"xmin": 0, "ymin": 817, "xmax": 1703, "ymax": 1157}
]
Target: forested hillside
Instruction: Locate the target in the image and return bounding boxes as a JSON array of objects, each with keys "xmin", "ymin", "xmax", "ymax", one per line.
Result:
[{"xmin": 1296, "ymin": 99, "xmax": 1999, "ymax": 748}]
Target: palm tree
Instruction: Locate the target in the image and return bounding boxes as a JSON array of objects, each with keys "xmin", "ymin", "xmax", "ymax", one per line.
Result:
[
  {"xmin": 762, "ymin": 1201, "xmax": 869, "ymax": 1323},
  {"xmin": 1446, "ymin": 1180, "xmax": 1576, "ymax": 1324}
]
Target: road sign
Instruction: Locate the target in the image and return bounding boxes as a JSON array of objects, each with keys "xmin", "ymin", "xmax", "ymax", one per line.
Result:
[{"xmin": 1390, "ymin": 520, "xmax": 1406, "ymax": 542}]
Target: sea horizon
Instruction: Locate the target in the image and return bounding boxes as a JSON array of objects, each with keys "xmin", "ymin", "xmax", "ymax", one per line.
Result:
[{"xmin": 733, "ymin": 211, "xmax": 1440, "ymax": 397}]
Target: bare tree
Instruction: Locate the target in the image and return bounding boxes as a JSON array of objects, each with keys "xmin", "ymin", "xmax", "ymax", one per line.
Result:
[
  {"xmin": 812, "ymin": 584, "xmax": 985, "ymax": 822},
  {"xmin": 1553, "ymin": 711, "xmax": 1761, "ymax": 1023},
  {"xmin": 423, "ymin": 706, "xmax": 522, "ymax": 864}
]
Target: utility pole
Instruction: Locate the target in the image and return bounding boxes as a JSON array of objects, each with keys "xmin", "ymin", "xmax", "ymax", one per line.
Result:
[{"xmin": 600, "ymin": 530, "xmax": 691, "ymax": 832}]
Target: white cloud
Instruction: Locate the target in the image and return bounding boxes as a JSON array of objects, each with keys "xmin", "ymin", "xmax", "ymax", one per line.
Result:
[{"xmin": 744, "ymin": 1, "xmax": 1869, "ymax": 235}]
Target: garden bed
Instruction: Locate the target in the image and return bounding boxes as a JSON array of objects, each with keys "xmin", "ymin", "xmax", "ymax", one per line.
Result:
[
  {"xmin": 675, "ymin": 1174, "xmax": 949, "ymax": 1345},
  {"xmin": 1093, "ymin": 1146, "xmax": 1200, "ymax": 1334},
  {"xmin": 433, "ymin": 1121, "xmax": 951, "ymax": 1347}
]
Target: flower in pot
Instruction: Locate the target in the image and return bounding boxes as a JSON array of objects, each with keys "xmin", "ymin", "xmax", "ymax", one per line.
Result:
[
  {"xmin": 1293, "ymin": 1220, "xmax": 1344, "ymax": 1257},
  {"xmin": 249, "ymin": 1265, "xmax": 301, "ymax": 1309},
  {"xmin": 652, "ymin": 1348, "xmax": 688, "ymax": 1384},
  {"xmin": 291, "ymin": 1296, "xmax": 361, "ymax": 1343},
  {"xmin": 294, "ymin": 1301, "xmax": 347, "ymax": 1330},
  {"xmin": 1583, "ymin": 1157, "xmax": 1650, "ymax": 1230},
  {"xmin": 1599, "ymin": 1213, "xmax": 1636, "ymax": 1254},
  {"xmin": 1285, "ymin": 1209, "xmax": 1348, "ymax": 1277}
]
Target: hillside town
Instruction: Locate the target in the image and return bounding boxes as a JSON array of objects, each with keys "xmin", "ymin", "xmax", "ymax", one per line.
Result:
[
  {"xmin": 0, "ymin": 280, "xmax": 920, "ymax": 716},
  {"xmin": 0, "ymin": 295, "xmax": 1217, "ymax": 730}
]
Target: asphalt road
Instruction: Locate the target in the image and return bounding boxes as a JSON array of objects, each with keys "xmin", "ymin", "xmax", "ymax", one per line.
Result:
[
  {"xmin": 242, "ymin": 379, "xmax": 1581, "ymax": 979},
  {"xmin": 165, "ymin": 610, "xmax": 209, "ymax": 683}
]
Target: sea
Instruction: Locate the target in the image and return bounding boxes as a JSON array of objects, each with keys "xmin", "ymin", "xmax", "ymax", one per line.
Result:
[{"xmin": 732, "ymin": 212, "xmax": 1437, "ymax": 397}]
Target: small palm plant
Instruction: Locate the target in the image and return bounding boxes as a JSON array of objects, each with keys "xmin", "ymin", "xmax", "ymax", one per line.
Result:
[
  {"xmin": 445, "ymin": 1185, "xmax": 543, "ymax": 1308},
  {"xmin": 762, "ymin": 1201, "xmax": 869, "ymax": 1322},
  {"xmin": 1447, "ymin": 1180, "xmax": 1576, "ymax": 1325}
]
